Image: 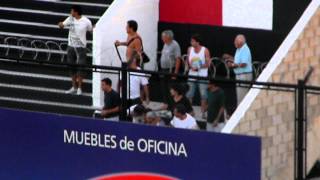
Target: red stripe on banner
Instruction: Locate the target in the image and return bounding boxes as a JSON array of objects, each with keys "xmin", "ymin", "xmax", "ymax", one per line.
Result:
[
  {"xmin": 96, "ymin": 174, "xmax": 175, "ymax": 180},
  {"xmin": 160, "ymin": 0, "xmax": 222, "ymax": 26}
]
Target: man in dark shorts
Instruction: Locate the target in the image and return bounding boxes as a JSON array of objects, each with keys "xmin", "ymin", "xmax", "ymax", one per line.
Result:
[
  {"xmin": 101, "ymin": 78, "xmax": 121, "ymax": 121},
  {"xmin": 58, "ymin": 5, "xmax": 93, "ymax": 95}
]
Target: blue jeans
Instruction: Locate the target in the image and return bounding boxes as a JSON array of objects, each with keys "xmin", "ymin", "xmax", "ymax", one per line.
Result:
[{"xmin": 186, "ymin": 80, "xmax": 208, "ymax": 100}]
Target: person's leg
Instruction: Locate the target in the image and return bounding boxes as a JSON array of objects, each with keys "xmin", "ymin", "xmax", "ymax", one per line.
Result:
[
  {"xmin": 77, "ymin": 75, "xmax": 83, "ymax": 91},
  {"xmin": 75, "ymin": 47, "xmax": 87, "ymax": 95},
  {"xmin": 186, "ymin": 80, "xmax": 196, "ymax": 104},
  {"xmin": 241, "ymin": 73, "xmax": 253, "ymax": 100},
  {"xmin": 160, "ymin": 69, "xmax": 171, "ymax": 102},
  {"xmin": 72, "ymin": 75, "xmax": 77, "ymax": 89},
  {"xmin": 244, "ymin": 73, "xmax": 253, "ymax": 96},
  {"xmin": 236, "ymin": 74, "xmax": 245, "ymax": 105},
  {"xmin": 66, "ymin": 47, "xmax": 77, "ymax": 94},
  {"xmin": 199, "ymin": 81, "xmax": 208, "ymax": 112},
  {"xmin": 236, "ymin": 73, "xmax": 253, "ymax": 105}
]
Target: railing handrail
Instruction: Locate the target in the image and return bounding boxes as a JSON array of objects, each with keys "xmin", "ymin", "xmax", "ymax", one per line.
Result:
[
  {"xmin": 0, "ymin": 55, "xmax": 306, "ymax": 91},
  {"xmin": 0, "ymin": 37, "xmax": 317, "ymax": 91}
]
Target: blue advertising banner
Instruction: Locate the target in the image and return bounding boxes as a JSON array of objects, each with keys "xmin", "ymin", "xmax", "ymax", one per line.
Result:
[{"xmin": 0, "ymin": 108, "xmax": 261, "ymax": 180}]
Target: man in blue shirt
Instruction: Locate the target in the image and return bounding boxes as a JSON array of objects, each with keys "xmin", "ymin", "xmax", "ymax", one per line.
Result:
[{"xmin": 229, "ymin": 34, "xmax": 253, "ymax": 105}]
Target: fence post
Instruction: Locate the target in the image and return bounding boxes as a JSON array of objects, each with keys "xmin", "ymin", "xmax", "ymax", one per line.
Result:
[
  {"xmin": 295, "ymin": 80, "xmax": 307, "ymax": 180},
  {"xmin": 120, "ymin": 62, "xmax": 128, "ymax": 121},
  {"xmin": 295, "ymin": 67, "xmax": 313, "ymax": 180}
]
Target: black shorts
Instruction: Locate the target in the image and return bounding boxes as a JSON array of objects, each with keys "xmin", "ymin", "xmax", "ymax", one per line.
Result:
[{"xmin": 67, "ymin": 46, "xmax": 87, "ymax": 77}]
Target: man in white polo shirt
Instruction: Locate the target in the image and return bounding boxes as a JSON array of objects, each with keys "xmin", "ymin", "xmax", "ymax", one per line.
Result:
[
  {"xmin": 128, "ymin": 52, "xmax": 150, "ymax": 107},
  {"xmin": 58, "ymin": 5, "xmax": 92, "ymax": 95}
]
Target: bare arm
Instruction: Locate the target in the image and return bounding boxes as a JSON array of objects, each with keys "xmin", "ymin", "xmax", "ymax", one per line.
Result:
[
  {"xmin": 115, "ymin": 36, "xmax": 129, "ymax": 46},
  {"xmin": 58, "ymin": 22, "xmax": 64, "ymax": 29},
  {"xmin": 115, "ymin": 40, "xmax": 127, "ymax": 46},
  {"xmin": 143, "ymin": 85, "xmax": 150, "ymax": 104},
  {"xmin": 174, "ymin": 57, "xmax": 182, "ymax": 74},
  {"xmin": 187, "ymin": 47, "xmax": 191, "ymax": 65},
  {"xmin": 202, "ymin": 48, "xmax": 211, "ymax": 68},
  {"xmin": 187, "ymin": 47, "xmax": 197, "ymax": 71},
  {"xmin": 233, "ymin": 63, "xmax": 247, "ymax": 68}
]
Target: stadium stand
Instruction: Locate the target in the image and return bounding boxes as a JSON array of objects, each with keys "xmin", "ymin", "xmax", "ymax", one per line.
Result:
[
  {"xmin": 0, "ymin": 0, "xmax": 320, "ymax": 179},
  {"xmin": 0, "ymin": 0, "xmax": 308, "ymax": 123},
  {"xmin": 0, "ymin": 0, "xmax": 112, "ymax": 117}
]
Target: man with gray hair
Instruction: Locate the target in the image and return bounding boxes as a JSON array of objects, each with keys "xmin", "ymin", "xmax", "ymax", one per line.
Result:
[
  {"xmin": 159, "ymin": 30, "xmax": 182, "ymax": 102},
  {"xmin": 228, "ymin": 34, "xmax": 253, "ymax": 105},
  {"xmin": 160, "ymin": 30, "xmax": 182, "ymax": 74}
]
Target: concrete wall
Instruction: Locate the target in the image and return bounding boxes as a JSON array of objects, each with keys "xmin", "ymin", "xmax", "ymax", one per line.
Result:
[
  {"xmin": 93, "ymin": 0, "xmax": 159, "ymax": 107},
  {"xmin": 231, "ymin": 5, "xmax": 320, "ymax": 180}
]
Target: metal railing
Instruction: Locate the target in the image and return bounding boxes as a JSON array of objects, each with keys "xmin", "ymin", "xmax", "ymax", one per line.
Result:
[
  {"xmin": 0, "ymin": 35, "xmax": 272, "ymax": 80},
  {"xmin": 0, "ymin": 36, "xmax": 93, "ymax": 62}
]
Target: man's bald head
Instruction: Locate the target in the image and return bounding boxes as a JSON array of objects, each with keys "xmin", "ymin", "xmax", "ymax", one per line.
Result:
[{"xmin": 234, "ymin": 34, "xmax": 246, "ymax": 48}]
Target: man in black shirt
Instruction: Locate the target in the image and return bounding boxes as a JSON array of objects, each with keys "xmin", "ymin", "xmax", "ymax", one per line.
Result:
[
  {"xmin": 207, "ymin": 79, "xmax": 225, "ymax": 132},
  {"xmin": 101, "ymin": 78, "xmax": 121, "ymax": 121}
]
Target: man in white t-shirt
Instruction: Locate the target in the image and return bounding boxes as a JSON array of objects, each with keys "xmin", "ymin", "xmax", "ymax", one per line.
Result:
[
  {"xmin": 58, "ymin": 5, "xmax": 93, "ymax": 95},
  {"xmin": 170, "ymin": 104, "xmax": 198, "ymax": 130},
  {"xmin": 127, "ymin": 52, "xmax": 150, "ymax": 107}
]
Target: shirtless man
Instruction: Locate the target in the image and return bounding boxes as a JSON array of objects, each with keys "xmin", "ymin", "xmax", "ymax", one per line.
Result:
[{"xmin": 115, "ymin": 20, "xmax": 142, "ymax": 61}]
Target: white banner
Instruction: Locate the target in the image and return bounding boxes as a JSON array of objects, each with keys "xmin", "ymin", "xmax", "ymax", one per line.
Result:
[{"xmin": 223, "ymin": 0, "xmax": 273, "ymax": 30}]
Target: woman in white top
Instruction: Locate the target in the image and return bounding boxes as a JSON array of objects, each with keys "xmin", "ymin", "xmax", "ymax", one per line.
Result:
[{"xmin": 186, "ymin": 34, "xmax": 211, "ymax": 118}]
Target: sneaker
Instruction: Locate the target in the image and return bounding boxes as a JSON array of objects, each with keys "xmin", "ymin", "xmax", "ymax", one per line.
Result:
[
  {"xmin": 76, "ymin": 88, "xmax": 82, "ymax": 96},
  {"xmin": 65, "ymin": 87, "xmax": 76, "ymax": 94}
]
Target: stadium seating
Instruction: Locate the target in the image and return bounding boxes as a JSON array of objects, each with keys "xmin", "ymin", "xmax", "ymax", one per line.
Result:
[{"xmin": 0, "ymin": 0, "xmax": 112, "ymax": 117}]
